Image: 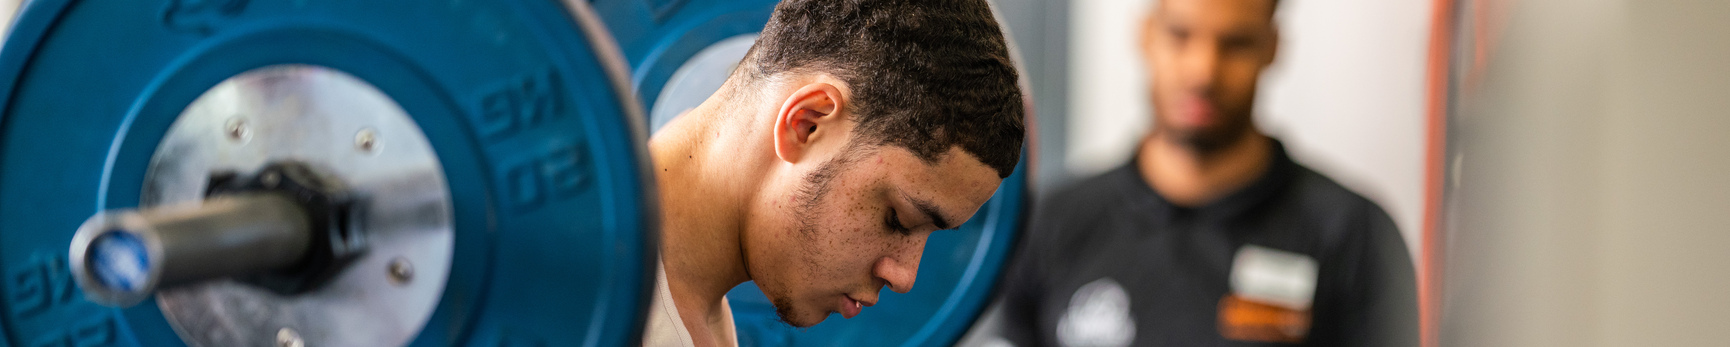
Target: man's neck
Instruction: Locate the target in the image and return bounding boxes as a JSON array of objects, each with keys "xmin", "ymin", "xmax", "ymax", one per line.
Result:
[
  {"xmin": 647, "ymin": 101, "xmax": 761, "ymax": 346},
  {"xmin": 1137, "ymin": 130, "xmax": 1273, "ymax": 207}
]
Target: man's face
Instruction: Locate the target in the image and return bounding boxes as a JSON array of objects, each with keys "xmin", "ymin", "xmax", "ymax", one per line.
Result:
[
  {"xmin": 743, "ymin": 143, "xmax": 1002, "ymax": 327},
  {"xmin": 1144, "ymin": 0, "xmax": 1279, "ymax": 150}
]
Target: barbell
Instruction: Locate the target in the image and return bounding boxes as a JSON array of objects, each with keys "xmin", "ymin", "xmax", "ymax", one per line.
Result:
[{"xmin": 0, "ymin": 0, "xmax": 1030, "ymax": 346}]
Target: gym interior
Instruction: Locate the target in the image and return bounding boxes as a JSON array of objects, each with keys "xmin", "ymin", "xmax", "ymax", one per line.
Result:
[{"xmin": 0, "ymin": 0, "xmax": 1724, "ymax": 346}]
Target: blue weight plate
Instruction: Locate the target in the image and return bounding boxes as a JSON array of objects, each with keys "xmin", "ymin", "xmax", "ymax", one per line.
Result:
[
  {"xmin": 592, "ymin": 0, "xmax": 1032, "ymax": 345},
  {"xmin": 0, "ymin": 1, "xmax": 654, "ymax": 346}
]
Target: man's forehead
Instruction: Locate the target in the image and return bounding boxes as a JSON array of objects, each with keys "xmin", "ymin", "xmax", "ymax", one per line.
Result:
[
  {"xmin": 879, "ymin": 146, "xmax": 997, "ymax": 183},
  {"xmin": 878, "ymin": 146, "xmax": 1002, "ymax": 223},
  {"xmin": 1157, "ymin": 0, "xmax": 1278, "ymax": 25}
]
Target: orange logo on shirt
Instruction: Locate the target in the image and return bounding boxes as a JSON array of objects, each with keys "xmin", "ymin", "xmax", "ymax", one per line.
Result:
[{"xmin": 1218, "ymin": 294, "xmax": 1311, "ymax": 343}]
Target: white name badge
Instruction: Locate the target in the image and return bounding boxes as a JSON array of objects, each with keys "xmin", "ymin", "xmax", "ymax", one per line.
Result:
[{"xmin": 1229, "ymin": 245, "xmax": 1319, "ymax": 310}]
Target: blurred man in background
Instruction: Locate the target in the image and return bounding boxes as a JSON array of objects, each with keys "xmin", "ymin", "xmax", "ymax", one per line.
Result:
[{"xmin": 994, "ymin": 0, "xmax": 1417, "ymax": 345}]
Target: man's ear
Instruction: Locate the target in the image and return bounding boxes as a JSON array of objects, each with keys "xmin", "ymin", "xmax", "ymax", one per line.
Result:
[{"xmin": 771, "ymin": 82, "xmax": 848, "ymax": 164}]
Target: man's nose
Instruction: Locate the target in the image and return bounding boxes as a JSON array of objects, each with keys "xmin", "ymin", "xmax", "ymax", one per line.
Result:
[
  {"xmin": 1182, "ymin": 40, "xmax": 1223, "ymax": 92},
  {"xmin": 873, "ymin": 237, "xmax": 927, "ymax": 294}
]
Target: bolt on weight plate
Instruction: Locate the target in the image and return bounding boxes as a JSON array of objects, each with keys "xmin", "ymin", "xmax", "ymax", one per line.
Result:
[
  {"xmin": 0, "ymin": 0, "xmax": 657, "ymax": 346},
  {"xmin": 388, "ymin": 257, "xmax": 414, "ymax": 286}
]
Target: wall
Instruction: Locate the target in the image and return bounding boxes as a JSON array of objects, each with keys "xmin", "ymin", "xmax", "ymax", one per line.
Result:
[
  {"xmin": 0, "ymin": 0, "xmax": 18, "ymax": 37},
  {"xmin": 1438, "ymin": 0, "xmax": 1617, "ymax": 345},
  {"xmin": 991, "ymin": 0, "xmax": 1073, "ymax": 194},
  {"xmin": 1443, "ymin": 0, "xmax": 1730, "ymax": 345}
]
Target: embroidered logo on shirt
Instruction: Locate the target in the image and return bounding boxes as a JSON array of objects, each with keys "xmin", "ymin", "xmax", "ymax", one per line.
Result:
[
  {"xmin": 1220, "ymin": 245, "xmax": 1318, "ymax": 343},
  {"xmin": 1057, "ymin": 278, "xmax": 1135, "ymax": 347}
]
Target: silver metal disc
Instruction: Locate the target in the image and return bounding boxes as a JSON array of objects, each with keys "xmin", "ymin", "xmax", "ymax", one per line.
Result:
[{"xmin": 142, "ymin": 65, "xmax": 453, "ymax": 347}]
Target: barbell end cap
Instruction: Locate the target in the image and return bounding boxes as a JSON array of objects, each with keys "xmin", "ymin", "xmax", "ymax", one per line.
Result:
[{"xmin": 68, "ymin": 211, "xmax": 163, "ymax": 308}]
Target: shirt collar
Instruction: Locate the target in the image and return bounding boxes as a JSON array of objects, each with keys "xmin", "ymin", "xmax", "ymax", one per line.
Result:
[{"xmin": 1115, "ymin": 138, "xmax": 1299, "ymax": 222}]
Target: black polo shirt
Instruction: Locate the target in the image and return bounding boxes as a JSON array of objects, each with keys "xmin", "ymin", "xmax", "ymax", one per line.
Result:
[{"xmin": 997, "ymin": 140, "xmax": 1418, "ymax": 346}]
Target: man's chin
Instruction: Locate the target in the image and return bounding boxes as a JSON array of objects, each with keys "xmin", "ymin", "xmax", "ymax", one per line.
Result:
[
  {"xmin": 1162, "ymin": 126, "xmax": 1249, "ymax": 153},
  {"xmin": 771, "ymin": 297, "xmax": 828, "ymax": 328},
  {"xmin": 774, "ymin": 308, "xmax": 828, "ymax": 328}
]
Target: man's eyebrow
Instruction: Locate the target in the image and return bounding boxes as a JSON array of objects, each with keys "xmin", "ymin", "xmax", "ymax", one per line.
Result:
[{"xmin": 908, "ymin": 196, "xmax": 956, "ymax": 230}]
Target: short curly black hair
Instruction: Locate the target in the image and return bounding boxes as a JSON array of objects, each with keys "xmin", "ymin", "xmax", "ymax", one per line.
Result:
[{"xmin": 738, "ymin": 0, "xmax": 1025, "ymax": 178}]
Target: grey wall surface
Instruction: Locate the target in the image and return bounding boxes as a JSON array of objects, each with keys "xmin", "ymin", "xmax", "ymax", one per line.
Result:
[
  {"xmin": 993, "ymin": 0, "xmax": 1073, "ymax": 195},
  {"xmin": 1442, "ymin": 0, "xmax": 1730, "ymax": 345}
]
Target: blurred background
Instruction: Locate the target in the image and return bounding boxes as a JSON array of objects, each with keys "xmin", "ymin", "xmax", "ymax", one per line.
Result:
[
  {"xmin": 1441, "ymin": 0, "xmax": 1730, "ymax": 346},
  {"xmin": 1062, "ymin": 0, "xmax": 1429, "ymax": 255},
  {"xmin": 985, "ymin": 0, "xmax": 1730, "ymax": 346},
  {"xmin": 973, "ymin": 0, "xmax": 1434, "ymax": 344}
]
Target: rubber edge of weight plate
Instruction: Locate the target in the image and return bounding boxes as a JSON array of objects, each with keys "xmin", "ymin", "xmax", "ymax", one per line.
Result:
[
  {"xmin": 557, "ymin": 1, "xmax": 660, "ymax": 346},
  {"xmin": 0, "ymin": 0, "xmax": 72, "ymax": 129},
  {"xmin": 0, "ymin": 1, "xmax": 76, "ymax": 344}
]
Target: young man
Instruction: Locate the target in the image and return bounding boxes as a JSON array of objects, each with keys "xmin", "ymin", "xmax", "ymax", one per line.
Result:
[
  {"xmin": 642, "ymin": 0, "xmax": 1025, "ymax": 346},
  {"xmin": 996, "ymin": 0, "xmax": 1418, "ymax": 346}
]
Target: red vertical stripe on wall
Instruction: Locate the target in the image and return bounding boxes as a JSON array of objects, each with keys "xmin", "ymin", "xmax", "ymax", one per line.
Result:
[{"xmin": 1421, "ymin": 0, "xmax": 1455, "ymax": 347}]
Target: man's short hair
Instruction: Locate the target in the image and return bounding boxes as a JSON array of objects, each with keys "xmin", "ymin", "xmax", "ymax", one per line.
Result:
[{"xmin": 740, "ymin": 0, "xmax": 1026, "ymax": 178}]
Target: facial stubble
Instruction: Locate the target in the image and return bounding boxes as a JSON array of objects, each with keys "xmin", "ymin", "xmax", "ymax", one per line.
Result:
[{"xmin": 767, "ymin": 143, "xmax": 870, "ymax": 328}]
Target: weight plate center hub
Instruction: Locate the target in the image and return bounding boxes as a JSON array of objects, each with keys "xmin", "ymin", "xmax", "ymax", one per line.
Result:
[{"xmin": 93, "ymin": 65, "xmax": 452, "ymax": 347}]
